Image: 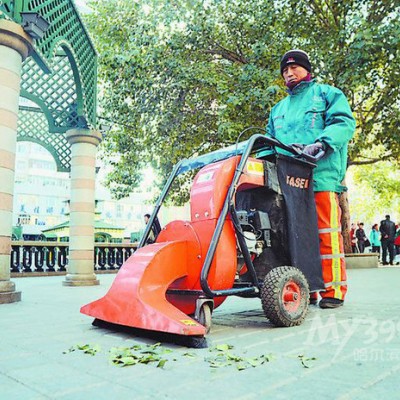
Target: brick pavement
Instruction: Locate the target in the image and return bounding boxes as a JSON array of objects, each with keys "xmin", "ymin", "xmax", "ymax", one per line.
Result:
[{"xmin": 1, "ymin": 267, "xmax": 399, "ymax": 399}]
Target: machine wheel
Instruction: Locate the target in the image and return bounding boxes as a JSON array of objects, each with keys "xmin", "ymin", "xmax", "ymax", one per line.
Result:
[
  {"xmin": 197, "ymin": 303, "xmax": 212, "ymax": 334},
  {"xmin": 261, "ymin": 266, "xmax": 309, "ymax": 327},
  {"xmin": 188, "ymin": 336, "xmax": 208, "ymax": 349}
]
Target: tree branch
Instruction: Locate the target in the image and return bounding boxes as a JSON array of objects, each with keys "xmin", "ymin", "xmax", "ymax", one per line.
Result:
[
  {"xmin": 323, "ymin": 0, "xmax": 339, "ymax": 27},
  {"xmin": 205, "ymin": 41, "xmax": 248, "ymax": 64},
  {"xmin": 308, "ymin": 0, "xmax": 332, "ymax": 30},
  {"xmin": 349, "ymin": 154, "xmax": 392, "ymax": 166}
]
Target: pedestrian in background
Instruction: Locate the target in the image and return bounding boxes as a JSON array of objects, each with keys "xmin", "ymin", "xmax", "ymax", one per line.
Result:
[
  {"xmin": 350, "ymin": 222, "xmax": 358, "ymax": 253},
  {"xmin": 379, "ymin": 215, "xmax": 396, "ymax": 265},
  {"xmin": 144, "ymin": 213, "xmax": 162, "ymax": 244},
  {"xmin": 394, "ymin": 224, "xmax": 400, "ymax": 265},
  {"xmin": 356, "ymin": 222, "xmax": 367, "ymax": 253},
  {"xmin": 369, "ymin": 223, "xmax": 380, "ymax": 254}
]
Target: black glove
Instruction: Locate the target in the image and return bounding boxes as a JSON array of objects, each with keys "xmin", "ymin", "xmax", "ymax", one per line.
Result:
[{"xmin": 303, "ymin": 142, "xmax": 324, "ymax": 156}]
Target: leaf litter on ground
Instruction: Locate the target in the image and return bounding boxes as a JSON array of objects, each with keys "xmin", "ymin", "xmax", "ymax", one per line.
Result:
[
  {"xmin": 109, "ymin": 342, "xmax": 172, "ymax": 368},
  {"xmin": 205, "ymin": 344, "xmax": 275, "ymax": 371},
  {"xmin": 62, "ymin": 342, "xmax": 292, "ymax": 371},
  {"xmin": 63, "ymin": 343, "xmax": 101, "ymax": 356}
]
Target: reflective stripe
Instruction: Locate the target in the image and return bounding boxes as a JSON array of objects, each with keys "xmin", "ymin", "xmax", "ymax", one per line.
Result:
[
  {"xmin": 325, "ymin": 281, "xmax": 347, "ymax": 288},
  {"xmin": 330, "ymin": 192, "xmax": 342, "ymax": 299},
  {"xmin": 318, "ymin": 227, "xmax": 342, "ymax": 234},
  {"xmin": 320, "ymin": 253, "xmax": 345, "ymax": 260},
  {"xmin": 315, "ymin": 191, "xmax": 347, "ymax": 300}
]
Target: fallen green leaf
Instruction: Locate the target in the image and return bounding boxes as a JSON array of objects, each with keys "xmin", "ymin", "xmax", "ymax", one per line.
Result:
[
  {"xmin": 182, "ymin": 352, "xmax": 197, "ymax": 358},
  {"xmin": 236, "ymin": 362, "xmax": 247, "ymax": 371},
  {"xmin": 214, "ymin": 344, "xmax": 234, "ymax": 352},
  {"xmin": 298, "ymin": 354, "xmax": 317, "ymax": 368},
  {"xmin": 62, "ymin": 346, "xmax": 76, "ymax": 354},
  {"xmin": 157, "ymin": 359, "xmax": 168, "ymax": 368},
  {"xmin": 246, "ymin": 357, "xmax": 261, "ymax": 367},
  {"xmin": 67, "ymin": 344, "xmax": 101, "ymax": 356},
  {"xmin": 117, "ymin": 356, "xmax": 138, "ymax": 366}
]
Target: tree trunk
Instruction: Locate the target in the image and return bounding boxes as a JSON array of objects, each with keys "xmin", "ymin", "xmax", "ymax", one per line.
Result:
[{"xmin": 339, "ymin": 189, "xmax": 352, "ymax": 254}]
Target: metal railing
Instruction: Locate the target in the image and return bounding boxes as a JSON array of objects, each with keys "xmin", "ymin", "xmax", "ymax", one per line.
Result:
[{"xmin": 10, "ymin": 241, "xmax": 138, "ymax": 274}]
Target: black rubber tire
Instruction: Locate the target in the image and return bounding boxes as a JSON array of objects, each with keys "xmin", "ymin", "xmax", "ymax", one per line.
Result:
[
  {"xmin": 261, "ymin": 266, "xmax": 309, "ymax": 327},
  {"xmin": 198, "ymin": 303, "xmax": 212, "ymax": 334}
]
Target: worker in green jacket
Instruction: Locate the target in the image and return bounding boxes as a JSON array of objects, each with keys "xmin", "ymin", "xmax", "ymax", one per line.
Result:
[{"xmin": 266, "ymin": 49, "xmax": 356, "ymax": 309}]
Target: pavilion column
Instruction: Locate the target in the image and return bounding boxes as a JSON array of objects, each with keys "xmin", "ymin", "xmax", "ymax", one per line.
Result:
[
  {"xmin": 0, "ymin": 20, "xmax": 32, "ymax": 304},
  {"xmin": 63, "ymin": 129, "xmax": 102, "ymax": 286}
]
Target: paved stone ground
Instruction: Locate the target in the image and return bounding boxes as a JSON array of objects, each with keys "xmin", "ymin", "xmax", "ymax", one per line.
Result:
[{"xmin": 1, "ymin": 266, "xmax": 400, "ymax": 400}]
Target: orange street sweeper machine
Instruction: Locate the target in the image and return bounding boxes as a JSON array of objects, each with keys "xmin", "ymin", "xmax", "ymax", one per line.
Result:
[{"xmin": 81, "ymin": 134, "xmax": 324, "ymax": 340}]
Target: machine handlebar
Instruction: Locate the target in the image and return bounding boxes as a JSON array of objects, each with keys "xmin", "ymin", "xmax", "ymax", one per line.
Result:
[{"xmin": 288, "ymin": 143, "xmax": 326, "ymax": 163}]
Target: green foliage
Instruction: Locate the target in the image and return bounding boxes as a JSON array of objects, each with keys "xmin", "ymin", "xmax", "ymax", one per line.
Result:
[
  {"xmin": 348, "ymin": 159, "xmax": 400, "ymax": 223},
  {"xmin": 85, "ymin": 0, "xmax": 400, "ymax": 202}
]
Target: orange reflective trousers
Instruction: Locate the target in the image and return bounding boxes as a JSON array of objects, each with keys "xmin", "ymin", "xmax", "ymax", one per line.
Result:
[{"xmin": 314, "ymin": 191, "xmax": 347, "ymax": 300}]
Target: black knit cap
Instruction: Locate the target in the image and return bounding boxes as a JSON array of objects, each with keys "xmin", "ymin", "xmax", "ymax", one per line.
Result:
[{"xmin": 280, "ymin": 49, "xmax": 311, "ymax": 75}]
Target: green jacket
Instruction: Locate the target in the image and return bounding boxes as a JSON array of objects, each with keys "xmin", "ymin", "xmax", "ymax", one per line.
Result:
[{"xmin": 265, "ymin": 80, "xmax": 356, "ymax": 193}]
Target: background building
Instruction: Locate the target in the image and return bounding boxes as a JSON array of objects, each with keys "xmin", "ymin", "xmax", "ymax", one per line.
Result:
[{"xmin": 13, "ymin": 142, "xmax": 189, "ymax": 241}]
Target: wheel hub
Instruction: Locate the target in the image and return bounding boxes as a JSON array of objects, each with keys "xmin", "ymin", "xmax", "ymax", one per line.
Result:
[{"xmin": 282, "ymin": 279, "xmax": 301, "ymax": 312}]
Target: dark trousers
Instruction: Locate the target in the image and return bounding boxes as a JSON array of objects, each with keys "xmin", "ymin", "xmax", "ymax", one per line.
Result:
[
  {"xmin": 381, "ymin": 239, "xmax": 395, "ymax": 264},
  {"xmin": 358, "ymin": 241, "xmax": 365, "ymax": 253},
  {"xmin": 372, "ymin": 245, "xmax": 380, "ymax": 254}
]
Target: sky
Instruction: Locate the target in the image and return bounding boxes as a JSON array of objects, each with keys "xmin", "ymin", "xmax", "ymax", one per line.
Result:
[{"xmin": 75, "ymin": 0, "xmax": 92, "ymax": 14}]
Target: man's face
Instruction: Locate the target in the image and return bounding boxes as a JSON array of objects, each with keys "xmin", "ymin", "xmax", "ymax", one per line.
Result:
[{"xmin": 282, "ymin": 64, "xmax": 308, "ymax": 86}]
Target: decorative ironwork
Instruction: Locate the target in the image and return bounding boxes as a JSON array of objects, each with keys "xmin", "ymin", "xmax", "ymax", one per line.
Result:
[
  {"xmin": 1, "ymin": 0, "xmax": 98, "ymax": 171},
  {"xmin": 18, "ymin": 106, "xmax": 71, "ymax": 171}
]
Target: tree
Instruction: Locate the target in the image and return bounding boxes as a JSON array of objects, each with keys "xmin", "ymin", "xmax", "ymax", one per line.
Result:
[
  {"xmin": 348, "ymin": 152, "xmax": 400, "ymax": 223},
  {"xmin": 85, "ymin": 0, "xmax": 400, "ymax": 203}
]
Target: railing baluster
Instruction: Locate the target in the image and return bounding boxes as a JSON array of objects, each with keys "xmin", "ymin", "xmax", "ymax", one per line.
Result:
[
  {"xmin": 10, "ymin": 245, "xmax": 20, "ymax": 273},
  {"xmin": 124, "ymin": 246, "xmax": 134, "ymax": 261},
  {"xmin": 58, "ymin": 246, "xmax": 68, "ymax": 271},
  {"xmin": 116, "ymin": 247, "xmax": 124, "ymax": 269},
  {"xmin": 94, "ymin": 247, "xmax": 99, "ymax": 270},
  {"xmin": 35, "ymin": 246, "xmax": 45, "ymax": 272},
  {"xmin": 22, "ymin": 245, "xmax": 33, "ymax": 272},
  {"xmin": 107, "ymin": 247, "xmax": 116, "ymax": 270},
  {"xmin": 10, "ymin": 241, "xmax": 137, "ymax": 275},
  {"xmin": 97, "ymin": 247, "xmax": 107, "ymax": 270},
  {"xmin": 46, "ymin": 246, "xmax": 56, "ymax": 272}
]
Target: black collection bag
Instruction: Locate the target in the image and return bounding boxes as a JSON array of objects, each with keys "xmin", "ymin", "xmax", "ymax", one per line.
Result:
[{"xmin": 276, "ymin": 154, "xmax": 325, "ymax": 291}]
